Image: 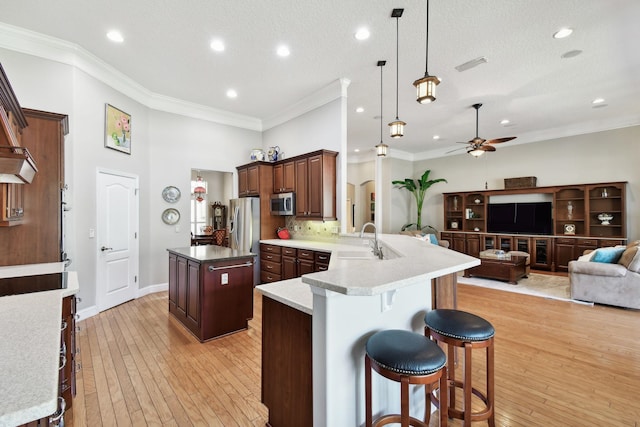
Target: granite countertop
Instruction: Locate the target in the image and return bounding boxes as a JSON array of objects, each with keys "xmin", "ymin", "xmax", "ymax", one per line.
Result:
[
  {"xmin": 256, "ymin": 278, "xmax": 312, "ymax": 315},
  {"xmin": 167, "ymin": 245, "xmax": 255, "ymax": 262},
  {"xmin": 0, "ymin": 267, "xmax": 79, "ymax": 427},
  {"xmin": 256, "ymin": 234, "xmax": 479, "ymax": 312}
]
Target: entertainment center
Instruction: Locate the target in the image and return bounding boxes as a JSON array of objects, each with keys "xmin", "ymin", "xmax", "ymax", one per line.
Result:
[{"xmin": 441, "ymin": 181, "xmax": 627, "ymax": 272}]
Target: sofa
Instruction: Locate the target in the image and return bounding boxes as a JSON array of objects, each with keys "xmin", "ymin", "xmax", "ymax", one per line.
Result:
[{"xmin": 569, "ymin": 241, "xmax": 640, "ymax": 309}]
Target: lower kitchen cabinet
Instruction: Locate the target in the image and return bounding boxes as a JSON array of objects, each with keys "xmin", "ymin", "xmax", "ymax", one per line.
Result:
[
  {"xmin": 260, "ymin": 244, "xmax": 332, "ymax": 283},
  {"xmin": 262, "ymin": 296, "xmax": 312, "ymax": 427},
  {"xmin": 168, "ymin": 248, "xmax": 254, "ymax": 342}
]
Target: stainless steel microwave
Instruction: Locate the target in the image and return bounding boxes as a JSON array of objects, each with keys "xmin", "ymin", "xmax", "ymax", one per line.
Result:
[{"xmin": 270, "ymin": 192, "xmax": 295, "ymax": 215}]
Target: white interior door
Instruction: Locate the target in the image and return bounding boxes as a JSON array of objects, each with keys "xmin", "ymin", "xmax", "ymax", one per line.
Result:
[{"xmin": 96, "ymin": 170, "xmax": 139, "ymax": 312}]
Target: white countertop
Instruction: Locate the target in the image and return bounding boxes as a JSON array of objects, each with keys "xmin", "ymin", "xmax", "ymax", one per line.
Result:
[
  {"xmin": 257, "ymin": 234, "xmax": 479, "ymax": 312},
  {"xmin": 256, "ymin": 278, "xmax": 313, "ymax": 315},
  {"xmin": 0, "ymin": 266, "xmax": 79, "ymax": 427}
]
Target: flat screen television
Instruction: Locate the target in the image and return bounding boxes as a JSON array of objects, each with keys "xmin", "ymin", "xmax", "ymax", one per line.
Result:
[{"xmin": 487, "ymin": 202, "xmax": 553, "ymax": 235}]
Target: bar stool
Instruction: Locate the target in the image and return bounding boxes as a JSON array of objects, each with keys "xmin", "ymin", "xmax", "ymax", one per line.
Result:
[
  {"xmin": 365, "ymin": 329, "xmax": 448, "ymax": 427},
  {"xmin": 424, "ymin": 309, "xmax": 495, "ymax": 427}
]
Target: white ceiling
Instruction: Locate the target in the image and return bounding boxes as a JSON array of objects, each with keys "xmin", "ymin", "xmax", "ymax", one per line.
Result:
[{"xmin": 1, "ymin": 0, "xmax": 639, "ymax": 159}]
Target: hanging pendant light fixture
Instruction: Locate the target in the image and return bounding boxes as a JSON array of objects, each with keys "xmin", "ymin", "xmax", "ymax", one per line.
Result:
[
  {"xmin": 193, "ymin": 175, "xmax": 207, "ymax": 202},
  {"xmin": 413, "ymin": 0, "xmax": 440, "ymax": 103},
  {"xmin": 388, "ymin": 8, "xmax": 405, "ymax": 138},
  {"xmin": 375, "ymin": 60, "xmax": 388, "ymax": 157}
]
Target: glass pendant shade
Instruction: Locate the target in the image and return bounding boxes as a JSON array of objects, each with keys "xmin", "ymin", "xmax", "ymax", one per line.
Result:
[
  {"xmin": 388, "ymin": 120, "xmax": 406, "ymax": 138},
  {"xmin": 413, "ymin": 75, "xmax": 440, "ymax": 104},
  {"xmin": 468, "ymin": 148, "xmax": 485, "ymax": 157},
  {"xmin": 376, "ymin": 142, "xmax": 388, "ymax": 157}
]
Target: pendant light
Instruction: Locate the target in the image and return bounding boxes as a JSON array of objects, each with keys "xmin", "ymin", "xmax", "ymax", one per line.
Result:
[
  {"xmin": 388, "ymin": 8, "xmax": 405, "ymax": 138},
  {"xmin": 375, "ymin": 60, "xmax": 388, "ymax": 157},
  {"xmin": 194, "ymin": 175, "xmax": 207, "ymax": 202},
  {"xmin": 413, "ymin": 0, "xmax": 440, "ymax": 103}
]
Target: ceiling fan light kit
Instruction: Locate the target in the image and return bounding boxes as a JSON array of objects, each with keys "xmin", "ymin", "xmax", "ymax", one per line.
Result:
[{"xmin": 414, "ymin": 0, "xmax": 440, "ymax": 104}]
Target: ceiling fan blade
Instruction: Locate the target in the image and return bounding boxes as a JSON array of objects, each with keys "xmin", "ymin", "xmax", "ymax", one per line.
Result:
[
  {"xmin": 486, "ymin": 136, "xmax": 516, "ymax": 144},
  {"xmin": 446, "ymin": 146, "xmax": 466, "ymax": 154},
  {"xmin": 480, "ymin": 145, "xmax": 496, "ymax": 152}
]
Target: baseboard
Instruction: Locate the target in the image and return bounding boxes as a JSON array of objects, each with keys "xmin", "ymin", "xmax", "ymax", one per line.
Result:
[{"xmin": 77, "ymin": 282, "xmax": 168, "ymax": 321}]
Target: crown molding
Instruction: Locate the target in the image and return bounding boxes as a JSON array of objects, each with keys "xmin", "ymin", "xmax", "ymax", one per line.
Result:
[{"xmin": 0, "ymin": 22, "xmax": 263, "ymax": 131}]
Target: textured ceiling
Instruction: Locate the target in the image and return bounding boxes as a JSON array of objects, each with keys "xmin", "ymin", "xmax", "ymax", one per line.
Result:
[{"xmin": 1, "ymin": 0, "xmax": 639, "ymax": 159}]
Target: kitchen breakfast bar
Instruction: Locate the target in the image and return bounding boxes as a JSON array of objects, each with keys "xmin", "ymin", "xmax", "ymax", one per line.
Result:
[{"xmin": 256, "ymin": 234, "xmax": 479, "ymax": 427}]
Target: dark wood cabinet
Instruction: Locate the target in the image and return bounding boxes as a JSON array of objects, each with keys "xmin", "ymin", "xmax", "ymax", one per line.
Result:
[
  {"xmin": 260, "ymin": 244, "xmax": 331, "ymax": 283},
  {"xmin": 465, "ymin": 234, "xmax": 480, "ymax": 258},
  {"xmin": 531, "ymin": 237, "xmax": 553, "ymax": 270},
  {"xmin": 262, "ymin": 296, "xmax": 312, "ymax": 427},
  {"xmin": 1, "ymin": 183, "xmax": 24, "ymax": 224},
  {"xmin": 168, "ymin": 250, "xmax": 254, "ymax": 342},
  {"xmin": 273, "ymin": 160, "xmax": 295, "ymax": 193},
  {"xmin": 295, "ymin": 150, "xmax": 337, "ymax": 220},
  {"xmin": 237, "ymin": 164, "xmax": 260, "ymax": 197},
  {"xmin": 60, "ymin": 295, "xmax": 77, "ymax": 411}
]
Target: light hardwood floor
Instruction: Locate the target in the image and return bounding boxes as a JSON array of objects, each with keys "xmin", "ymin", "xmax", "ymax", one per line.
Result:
[{"xmin": 68, "ymin": 284, "xmax": 640, "ymax": 426}]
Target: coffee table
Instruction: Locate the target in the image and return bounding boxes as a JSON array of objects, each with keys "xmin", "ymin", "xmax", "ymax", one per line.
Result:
[{"xmin": 464, "ymin": 255, "xmax": 528, "ymax": 284}]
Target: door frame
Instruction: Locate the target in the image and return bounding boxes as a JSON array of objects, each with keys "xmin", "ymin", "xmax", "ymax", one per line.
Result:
[{"xmin": 95, "ymin": 168, "xmax": 140, "ymax": 312}]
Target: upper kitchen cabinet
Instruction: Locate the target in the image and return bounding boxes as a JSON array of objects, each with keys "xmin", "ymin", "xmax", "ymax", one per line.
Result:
[
  {"xmin": 295, "ymin": 150, "xmax": 337, "ymax": 220},
  {"xmin": 0, "ymin": 109, "xmax": 68, "ymax": 266},
  {"xmin": 237, "ymin": 163, "xmax": 260, "ymax": 197},
  {"xmin": 236, "ymin": 161, "xmax": 283, "ymax": 239},
  {"xmin": 273, "ymin": 160, "xmax": 295, "ymax": 193}
]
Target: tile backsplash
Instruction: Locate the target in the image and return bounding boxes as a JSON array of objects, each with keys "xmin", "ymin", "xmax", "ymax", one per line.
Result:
[{"xmin": 285, "ymin": 217, "xmax": 341, "ymax": 241}]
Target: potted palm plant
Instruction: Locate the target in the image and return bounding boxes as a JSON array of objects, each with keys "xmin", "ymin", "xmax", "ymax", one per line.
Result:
[{"xmin": 392, "ymin": 169, "xmax": 447, "ymax": 231}]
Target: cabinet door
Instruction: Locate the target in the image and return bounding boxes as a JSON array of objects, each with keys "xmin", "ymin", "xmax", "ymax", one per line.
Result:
[
  {"xmin": 176, "ymin": 256, "xmax": 188, "ymax": 317},
  {"xmin": 273, "ymin": 164, "xmax": 284, "ymax": 193},
  {"xmin": 307, "ymin": 155, "xmax": 323, "ymax": 218},
  {"xmin": 282, "ymin": 255, "xmax": 298, "ymax": 280},
  {"xmin": 531, "ymin": 237, "xmax": 552, "ymax": 270},
  {"xmin": 168, "ymin": 253, "xmax": 177, "ymax": 308},
  {"xmin": 247, "ymin": 165, "xmax": 260, "ymax": 195},
  {"xmin": 466, "ymin": 235, "xmax": 480, "ymax": 258},
  {"xmin": 299, "ymin": 259, "xmax": 315, "ymax": 276},
  {"xmin": 282, "ymin": 161, "xmax": 296, "ymax": 192},
  {"xmin": 554, "ymin": 241, "xmax": 575, "ymax": 272},
  {"xmin": 238, "ymin": 167, "xmax": 248, "ymax": 196},
  {"xmin": 295, "ymin": 159, "xmax": 309, "ymax": 217},
  {"xmin": 186, "ymin": 260, "xmax": 200, "ymax": 329},
  {"xmin": 452, "ymin": 234, "xmax": 465, "ymax": 253},
  {"xmin": 498, "ymin": 236, "xmax": 513, "ymax": 252}
]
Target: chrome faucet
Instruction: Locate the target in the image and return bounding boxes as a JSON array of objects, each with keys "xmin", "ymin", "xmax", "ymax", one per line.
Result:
[{"xmin": 360, "ymin": 222, "xmax": 383, "ymax": 259}]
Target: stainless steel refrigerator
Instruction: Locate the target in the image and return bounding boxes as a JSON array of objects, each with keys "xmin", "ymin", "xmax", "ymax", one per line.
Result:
[{"xmin": 229, "ymin": 197, "xmax": 261, "ymax": 285}]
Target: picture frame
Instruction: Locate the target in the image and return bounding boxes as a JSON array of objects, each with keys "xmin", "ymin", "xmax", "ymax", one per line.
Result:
[{"xmin": 105, "ymin": 103, "xmax": 131, "ymax": 154}]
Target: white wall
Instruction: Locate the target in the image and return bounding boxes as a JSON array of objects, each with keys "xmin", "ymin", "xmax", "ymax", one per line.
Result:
[
  {"xmin": 412, "ymin": 126, "xmax": 640, "ymax": 241},
  {"xmin": 0, "ymin": 50, "xmax": 262, "ymax": 311}
]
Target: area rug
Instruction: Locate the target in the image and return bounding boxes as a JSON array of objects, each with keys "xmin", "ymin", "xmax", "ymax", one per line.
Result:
[{"xmin": 457, "ymin": 272, "xmax": 593, "ymax": 305}]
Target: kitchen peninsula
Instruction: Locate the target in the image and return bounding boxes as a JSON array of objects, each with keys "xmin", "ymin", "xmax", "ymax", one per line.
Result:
[{"xmin": 257, "ymin": 234, "xmax": 479, "ymax": 427}]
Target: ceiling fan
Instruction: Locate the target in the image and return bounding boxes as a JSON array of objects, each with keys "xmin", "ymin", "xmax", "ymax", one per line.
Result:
[{"xmin": 447, "ymin": 103, "xmax": 516, "ymax": 156}]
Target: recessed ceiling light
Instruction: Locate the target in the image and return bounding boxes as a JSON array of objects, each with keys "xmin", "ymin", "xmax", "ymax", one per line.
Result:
[
  {"xmin": 356, "ymin": 107, "xmax": 364, "ymax": 113},
  {"xmin": 561, "ymin": 49, "xmax": 583, "ymax": 59},
  {"xmin": 106, "ymin": 30, "xmax": 124, "ymax": 43},
  {"xmin": 553, "ymin": 28, "xmax": 573, "ymax": 39},
  {"xmin": 500, "ymin": 119, "xmax": 510, "ymax": 125},
  {"xmin": 210, "ymin": 39, "xmax": 225, "ymax": 52},
  {"xmin": 354, "ymin": 148, "xmax": 360, "ymax": 152},
  {"xmin": 277, "ymin": 45, "xmax": 290, "ymax": 57},
  {"xmin": 226, "ymin": 89, "xmax": 238, "ymax": 99},
  {"xmin": 432, "ymin": 135, "xmax": 440, "ymax": 140},
  {"xmin": 592, "ymin": 98, "xmax": 605, "ymax": 104},
  {"xmin": 355, "ymin": 28, "xmax": 370, "ymax": 41}
]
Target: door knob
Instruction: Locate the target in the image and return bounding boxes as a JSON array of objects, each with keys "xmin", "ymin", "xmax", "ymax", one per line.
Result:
[{"xmin": 101, "ymin": 246, "xmax": 113, "ymax": 251}]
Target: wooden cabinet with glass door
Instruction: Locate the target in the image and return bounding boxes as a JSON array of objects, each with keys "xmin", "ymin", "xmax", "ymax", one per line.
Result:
[
  {"xmin": 444, "ymin": 193, "xmax": 464, "ymax": 231},
  {"xmin": 554, "ymin": 186, "xmax": 586, "ymax": 236}
]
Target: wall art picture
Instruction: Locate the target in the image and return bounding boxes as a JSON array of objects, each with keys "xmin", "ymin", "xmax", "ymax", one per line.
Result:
[{"xmin": 105, "ymin": 103, "xmax": 131, "ymax": 154}]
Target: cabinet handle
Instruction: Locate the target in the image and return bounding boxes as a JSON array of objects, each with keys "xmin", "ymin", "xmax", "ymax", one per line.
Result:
[
  {"xmin": 49, "ymin": 397, "xmax": 66, "ymax": 426},
  {"xmin": 61, "ymin": 320, "xmax": 67, "ymax": 332},
  {"xmin": 266, "ymin": 255, "xmax": 273, "ymax": 259},
  {"xmin": 76, "ymin": 362, "xmax": 82, "ymax": 372},
  {"xmin": 59, "ymin": 354, "xmax": 67, "ymax": 371},
  {"xmin": 318, "ymin": 255, "xmax": 328, "ymax": 260},
  {"xmin": 266, "ymin": 265, "xmax": 272, "ymax": 270},
  {"xmin": 208, "ymin": 261, "xmax": 252, "ymax": 271}
]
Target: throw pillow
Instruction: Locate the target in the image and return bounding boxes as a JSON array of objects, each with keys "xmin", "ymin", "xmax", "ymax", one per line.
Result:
[
  {"xmin": 619, "ymin": 246, "xmax": 639, "ymax": 269},
  {"xmin": 591, "ymin": 247, "xmax": 626, "ymax": 264},
  {"xmin": 427, "ymin": 234, "xmax": 439, "ymax": 245}
]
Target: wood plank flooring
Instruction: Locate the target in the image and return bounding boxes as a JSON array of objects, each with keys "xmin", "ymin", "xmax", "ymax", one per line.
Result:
[{"xmin": 68, "ymin": 284, "xmax": 640, "ymax": 426}]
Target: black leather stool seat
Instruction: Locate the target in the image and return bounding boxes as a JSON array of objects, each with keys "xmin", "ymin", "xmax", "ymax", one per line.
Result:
[
  {"xmin": 425, "ymin": 309, "xmax": 495, "ymax": 341},
  {"xmin": 366, "ymin": 329, "xmax": 446, "ymax": 375}
]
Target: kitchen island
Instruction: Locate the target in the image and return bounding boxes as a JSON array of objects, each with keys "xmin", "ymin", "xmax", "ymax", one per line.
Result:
[
  {"xmin": 0, "ymin": 263, "xmax": 79, "ymax": 427},
  {"xmin": 167, "ymin": 245, "xmax": 256, "ymax": 342},
  {"xmin": 256, "ymin": 234, "xmax": 479, "ymax": 427}
]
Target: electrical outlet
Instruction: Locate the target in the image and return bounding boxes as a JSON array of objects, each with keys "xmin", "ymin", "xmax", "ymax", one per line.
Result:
[
  {"xmin": 175, "ymin": 225, "xmax": 180, "ymax": 233},
  {"xmin": 88, "ymin": 228, "xmax": 95, "ymax": 238}
]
